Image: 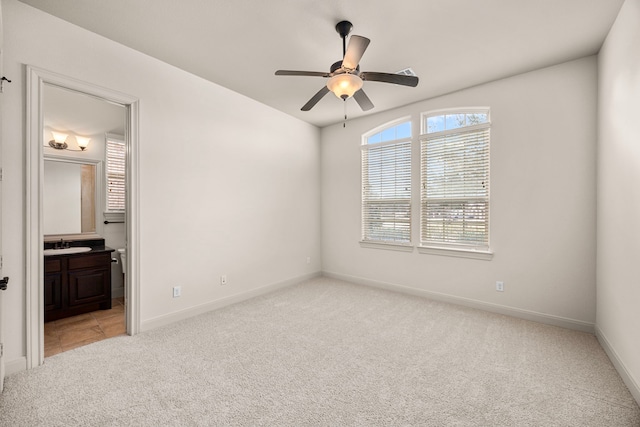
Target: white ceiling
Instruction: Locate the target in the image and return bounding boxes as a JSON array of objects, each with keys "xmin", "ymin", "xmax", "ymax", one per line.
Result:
[{"xmin": 21, "ymin": 0, "xmax": 624, "ymax": 128}]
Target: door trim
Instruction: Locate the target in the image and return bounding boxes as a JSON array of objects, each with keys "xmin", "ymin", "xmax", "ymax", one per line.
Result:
[{"xmin": 26, "ymin": 66, "xmax": 140, "ymax": 368}]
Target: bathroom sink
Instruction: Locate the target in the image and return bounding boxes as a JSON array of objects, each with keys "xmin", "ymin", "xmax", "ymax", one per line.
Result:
[{"xmin": 44, "ymin": 247, "xmax": 92, "ymax": 256}]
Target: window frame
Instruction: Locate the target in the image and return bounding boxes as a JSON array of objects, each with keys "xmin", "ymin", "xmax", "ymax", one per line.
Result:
[
  {"xmin": 418, "ymin": 108, "xmax": 493, "ymax": 260},
  {"xmin": 360, "ymin": 116, "xmax": 414, "ymax": 251}
]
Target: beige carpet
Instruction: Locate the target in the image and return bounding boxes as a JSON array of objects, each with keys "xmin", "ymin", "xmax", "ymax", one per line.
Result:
[{"xmin": 1, "ymin": 277, "xmax": 639, "ymax": 426}]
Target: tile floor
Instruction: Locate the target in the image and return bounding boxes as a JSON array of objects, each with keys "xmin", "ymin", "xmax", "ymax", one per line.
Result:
[{"xmin": 44, "ymin": 297, "xmax": 126, "ymax": 357}]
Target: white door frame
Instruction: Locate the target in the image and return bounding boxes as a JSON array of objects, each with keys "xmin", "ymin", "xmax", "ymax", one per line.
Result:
[
  {"xmin": 0, "ymin": 0, "xmax": 5, "ymax": 392},
  {"xmin": 26, "ymin": 66, "xmax": 140, "ymax": 368}
]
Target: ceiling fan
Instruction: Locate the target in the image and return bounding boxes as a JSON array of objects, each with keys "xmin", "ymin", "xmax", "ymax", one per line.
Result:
[{"xmin": 275, "ymin": 20, "xmax": 419, "ymax": 112}]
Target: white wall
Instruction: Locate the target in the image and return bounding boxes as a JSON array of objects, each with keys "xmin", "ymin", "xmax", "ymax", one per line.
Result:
[
  {"xmin": 596, "ymin": 0, "xmax": 640, "ymax": 404},
  {"xmin": 1, "ymin": 0, "xmax": 320, "ymax": 369},
  {"xmin": 322, "ymin": 57, "xmax": 597, "ymax": 329}
]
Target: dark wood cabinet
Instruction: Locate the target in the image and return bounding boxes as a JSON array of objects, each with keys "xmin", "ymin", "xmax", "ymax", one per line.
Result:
[
  {"xmin": 68, "ymin": 269, "xmax": 111, "ymax": 307},
  {"xmin": 44, "ymin": 250, "xmax": 113, "ymax": 322},
  {"xmin": 44, "ymin": 258, "xmax": 63, "ymax": 313}
]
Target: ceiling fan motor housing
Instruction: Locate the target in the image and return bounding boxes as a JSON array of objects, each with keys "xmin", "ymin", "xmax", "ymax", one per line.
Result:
[{"xmin": 331, "ymin": 61, "xmax": 360, "ymax": 74}]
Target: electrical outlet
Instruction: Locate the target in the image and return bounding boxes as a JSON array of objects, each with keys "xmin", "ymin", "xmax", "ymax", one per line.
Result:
[
  {"xmin": 173, "ymin": 286, "xmax": 181, "ymax": 298},
  {"xmin": 220, "ymin": 275, "xmax": 227, "ymax": 285},
  {"xmin": 306, "ymin": 257, "xmax": 311, "ymax": 264},
  {"xmin": 496, "ymin": 281, "xmax": 504, "ymax": 292}
]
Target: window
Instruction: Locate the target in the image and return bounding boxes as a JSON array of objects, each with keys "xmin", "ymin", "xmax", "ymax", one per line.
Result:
[
  {"xmin": 361, "ymin": 119, "xmax": 412, "ymax": 247},
  {"xmin": 105, "ymin": 135, "xmax": 125, "ymax": 213},
  {"xmin": 420, "ymin": 110, "xmax": 490, "ymax": 252}
]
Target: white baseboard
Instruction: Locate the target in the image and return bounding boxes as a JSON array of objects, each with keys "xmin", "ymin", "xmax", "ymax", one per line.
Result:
[
  {"xmin": 322, "ymin": 271, "xmax": 595, "ymax": 333},
  {"xmin": 141, "ymin": 272, "xmax": 321, "ymax": 332},
  {"xmin": 5, "ymin": 356, "xmax": 27, "ymax": 376},
  {"xmin": 111, "ymin": 286, "xmax": 124, "ymax": 299},
  {"xmin": 596, "ymin": 326, "xmax": 640, "ymax": 406}
]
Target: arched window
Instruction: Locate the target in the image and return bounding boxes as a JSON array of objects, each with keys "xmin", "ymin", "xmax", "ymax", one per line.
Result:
[{"xmin": 361, "ymin": 118, "xmax": 412, "ymax": 245}]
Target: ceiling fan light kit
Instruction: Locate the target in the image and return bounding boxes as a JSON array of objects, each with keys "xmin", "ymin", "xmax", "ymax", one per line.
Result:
[
  {"xmin": 326, "ymin": 73, "xmax": 363, "ymax": 100},
  {"xmin": 275, "ymin": 20, "xmax": 419, "ymax": 114}
]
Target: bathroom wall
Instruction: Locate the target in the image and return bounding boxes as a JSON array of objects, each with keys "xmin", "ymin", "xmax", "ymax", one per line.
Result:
[
  {"xmin": 596, "ymin": 0, "xmax": 640, "ymax": 404},
  {"xmin": 1, "ymin": 0, "xmax": 321, "ymax": 371},
  {"xmin": 321, "ymin": 56, "xmax": 597, "ymax": 329}
]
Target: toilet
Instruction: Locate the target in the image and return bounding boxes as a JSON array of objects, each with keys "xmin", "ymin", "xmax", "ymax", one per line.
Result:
[{"xmin": 117, "ymin": 247, "xmax": 127, "ymax": 276}]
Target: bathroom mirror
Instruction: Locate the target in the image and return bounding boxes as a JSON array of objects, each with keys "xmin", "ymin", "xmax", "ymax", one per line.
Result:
[{"xmin": 43, "ymin": 155, "xmax": 103, "ymax": 238}]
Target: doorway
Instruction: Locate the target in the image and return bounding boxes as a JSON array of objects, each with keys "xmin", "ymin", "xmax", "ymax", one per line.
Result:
[
  {"xmin": 42, "ymin": 85, "xmax": 126, "ymax": 356},
  {"xmin": 26, "ymin": 66, "xmax": 140, "ymax": 368}
]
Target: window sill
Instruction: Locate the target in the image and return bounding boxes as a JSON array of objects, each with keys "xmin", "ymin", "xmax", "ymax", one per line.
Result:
[
  {"xmin": 417, "ymin": 245, "xmax": 493, "ymax": 260},
  {"xmin": 359, "ymin": 241, "xmax": 414, "ymax": 252}
]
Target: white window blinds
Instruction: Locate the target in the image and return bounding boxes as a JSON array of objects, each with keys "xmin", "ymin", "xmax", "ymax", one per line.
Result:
[
  {"xmin": 106, "ymin": 137, "xmax": 125, "ymax": 212},
  {"xmin": 362, "ymin": 121, "xmax": 412, "ymax": 244},
  {"xmin": 421, "ymin": 111, "xmax": 490, "ymax": 249}
]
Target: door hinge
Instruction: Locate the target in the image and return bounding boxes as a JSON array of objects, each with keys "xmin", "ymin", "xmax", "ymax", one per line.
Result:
[{"xmin": 0, "ymin": 344, "xmax": 3, "ymax": 358}]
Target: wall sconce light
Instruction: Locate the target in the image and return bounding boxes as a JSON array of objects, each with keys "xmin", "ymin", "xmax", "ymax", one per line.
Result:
[
  {"xmin": 49, "ymin": 131, "xmax": 69, "ymax": 150},
  {"xmin": 75, "ymin": 136, "xmax": 91, "ymax": 151},
  {"xmin": 326, "ymin": 73, "xmax": 363, "ymax": 100},
  {"xmin": 48, "ymin": 131, "xmax": 90, "ymax": 151}
]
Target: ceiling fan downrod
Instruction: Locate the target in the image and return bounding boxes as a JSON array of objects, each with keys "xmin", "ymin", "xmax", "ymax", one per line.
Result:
[{"xmin": 335, "ymin": 20, "xmax": 353, "ymax": 57}]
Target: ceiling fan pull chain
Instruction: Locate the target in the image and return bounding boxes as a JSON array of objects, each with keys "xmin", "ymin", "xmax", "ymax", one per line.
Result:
[{"xmin": 343, "ymin": 99, "xmax": 347, "ymax": 128}]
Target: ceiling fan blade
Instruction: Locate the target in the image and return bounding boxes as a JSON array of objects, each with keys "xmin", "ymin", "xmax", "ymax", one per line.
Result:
[
  {"xmin": 342, "ymin": 35, "xmax": 370, "ymax": 70},
  {"xmin": 360, "ymin": 72, "xmax": 419, "ymax": 87},
  {"xmin": 301, "ymin": 86, "xmax": 331, "ymax": 111},
  {"xmin": 353, "ymin": 89, "xmax": 374, "ymax": 111},
  {"xmin": 275, "ymin": 70, "xmax": 330, "ymax": 77}
]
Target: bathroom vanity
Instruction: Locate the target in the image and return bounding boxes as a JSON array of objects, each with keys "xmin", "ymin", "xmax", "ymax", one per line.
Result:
[{"xmin": 44, "ymin": 239, "xmax": 115, "ymax": 322}]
